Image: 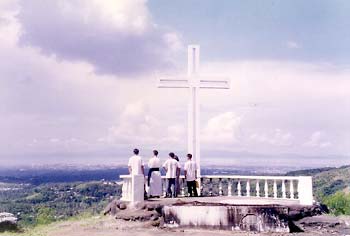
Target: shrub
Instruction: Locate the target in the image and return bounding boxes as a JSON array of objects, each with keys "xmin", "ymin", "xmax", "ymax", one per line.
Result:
[
  {"xmin": 36, "ymin": 207, "xmax": 55, "ymax": 225},
  {"xmin": 323, "ymin": 191, "xmax": 350, "ymax": 216}
]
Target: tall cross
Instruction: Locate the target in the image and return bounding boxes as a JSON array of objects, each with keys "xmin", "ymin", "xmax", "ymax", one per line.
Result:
[{"xmin": 157, "ymin": 44, "xmax": 230, "ymax": 179}]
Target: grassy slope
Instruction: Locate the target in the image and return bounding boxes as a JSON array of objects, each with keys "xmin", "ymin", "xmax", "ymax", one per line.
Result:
[
  {"xmin": 287, "ymin": 165, "xmax": 350, "ymax": 200},
  {"xmin": 0, "ymin": 213, "xmax": 97, "ymax": 236}
]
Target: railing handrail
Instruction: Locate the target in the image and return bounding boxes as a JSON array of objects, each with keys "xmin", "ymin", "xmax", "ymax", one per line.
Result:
[
  {"xmin": 201, "ymin": 175, "xmax": 301, "ymax": 180},
  {"xmin": 120, "ymin": 174, "xmax": 307, "ymax": 180}
]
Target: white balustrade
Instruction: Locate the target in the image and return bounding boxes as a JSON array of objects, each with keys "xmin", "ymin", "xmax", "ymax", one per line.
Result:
[
  {"xmin": 237, "ymin": 180, "xmax": 241, "ymax": 197},
  {"xmin": 273, "ymin": 180, "xmax": 277, "ymax": 199},
  {"xmin": 219, "ymin": 178, "xmax": 223, "ymax": 196},
  {"xmin": 246, "ymin": 180, "xmax": 250, "ymax": 197},
  {"xmin": 181, "ymin": 179, "xmax": 186, "ymax": 197},
  {"xmin": 264, "ymin": 180, "xmax": 268, "ymax": 198},
  {"xmin": 227, "ymin": 179, "xmax": 232, "ymax": 196},
  {"xmin": 290, "ymin": 180, "xmax": 295, "ymax": 199},
  {"xmin": 119, "ymin": 174, "xmax": 313, "ymax": 206}
]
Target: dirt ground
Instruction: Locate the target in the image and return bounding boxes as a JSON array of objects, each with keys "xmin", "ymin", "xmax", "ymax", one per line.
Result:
[{"xmin": 41, "ymin": 215, "xmax": 350, "ymax": 236}]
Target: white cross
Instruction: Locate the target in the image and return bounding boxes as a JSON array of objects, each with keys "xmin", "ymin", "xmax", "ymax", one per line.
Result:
[{"xmin": 157, "ymin": 45, "xmax": 230, "ymax": 180}]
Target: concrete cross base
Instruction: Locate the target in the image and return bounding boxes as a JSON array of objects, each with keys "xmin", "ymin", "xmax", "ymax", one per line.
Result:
[{"xmin": 163, "ymin": 203, "xmax": 290, "ymax": 232}]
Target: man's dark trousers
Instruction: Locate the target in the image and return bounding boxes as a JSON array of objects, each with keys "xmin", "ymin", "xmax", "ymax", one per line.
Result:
[
  {"xmin": 166, "ymin": 178, "xmax": 176, "ymax": 197},
  {"xmin": 187, "ymin": 180, "xmax": 198, "ymax": 197}
]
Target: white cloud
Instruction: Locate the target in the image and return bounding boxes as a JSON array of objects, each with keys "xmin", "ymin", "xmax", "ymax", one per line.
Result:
[
  {"xmin": 202, "ymin": 112, "xmax": 241, "ymax": 144},
  {"xmin": 163, "ymin": 32, "xmax": 183, "ymax": 52},
  {"xmin": 249, "ymin": 129, "xmax": 293, "ymax": 146},
  {"xmin": 304, "ymin": 131, "xmax": 332, "ymax": 148},
  {"xmin": 49, "ymin": 138, "xmax": 60, "ymax": 143},
  {"xmin": 165, "ymin": 125, "xmax": 186, "ymax": 143},
  {"xmin": 15, "ymin": 0, "xmax": 182, "ymax": 75},
  {"xmin": 286, "ymin": 40, "xmax": 301, "ymax": 49},
  {"xmin": 0, "ymin": 8, "xmax": 349, "ymax": 163},
  {"xmin": 102, "ymin": 101, "xmax": 186, "ymax": 147}
]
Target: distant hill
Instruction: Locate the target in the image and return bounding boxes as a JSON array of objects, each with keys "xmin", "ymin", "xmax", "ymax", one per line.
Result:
[{"xmin": 287, "ymin": 165, "xmax": 350, "ymax": 200}]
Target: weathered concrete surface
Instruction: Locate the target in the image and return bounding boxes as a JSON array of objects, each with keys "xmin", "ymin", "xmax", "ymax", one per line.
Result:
[
  {"xmin": 105, "ymin": 196, "xmax": 326, "ymax": 233},
  {"xmin": 163, "ymin": 203, "xmax": 290, "ymax": 232}
]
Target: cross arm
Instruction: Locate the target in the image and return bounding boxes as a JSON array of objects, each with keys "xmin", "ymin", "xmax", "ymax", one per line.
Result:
[
  {"xmin": 157, "ymin": 76, "xmax": 190, "ymax": 88},
  {"xmin": 156, "ymin": 75, "xmax": 230, "ymax": 89},
  {"xmin": 199, "ymin": 76, "xmax": 230, "ymax": 89}
]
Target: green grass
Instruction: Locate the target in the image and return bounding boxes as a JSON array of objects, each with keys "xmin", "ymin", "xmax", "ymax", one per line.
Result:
[
  {"xmin": 0, "ymin": 212, "xmax": 100, "ymax": 236},
  {"xmin": 323, "ymin": 191, "xmax": 350, "ymax": 216}
]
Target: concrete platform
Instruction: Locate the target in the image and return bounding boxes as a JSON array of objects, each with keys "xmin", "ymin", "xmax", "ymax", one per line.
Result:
[
  {"xmin": 105, "ymin": 196, "xmax": 324, "ymax": 233},
  {"xmin": 146, "ymin": 196, "xmax": 300, "ymax": 206}
]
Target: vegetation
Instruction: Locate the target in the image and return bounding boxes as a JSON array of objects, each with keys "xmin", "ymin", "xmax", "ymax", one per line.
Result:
[
  {"xmin": 288, "ymin": 165, "xmax": 350, "ymax": 215},
  {"xmin": 323, "ymin": 191, "xmax": 350, "ymax": 216},
  {"xmin": 1, "ymin": 212, "xmax": 99, "ymax": 236},
  {"xmin": 312, "ymin": 165, "xmax": 350, "ymax": 200},
  {"xmin": 0, "ymin": 181, "xmax": 122, "ymax": 228},
  {"xmin": 287, "ymin": 165, "xmax": 350, "ymax": 201}
]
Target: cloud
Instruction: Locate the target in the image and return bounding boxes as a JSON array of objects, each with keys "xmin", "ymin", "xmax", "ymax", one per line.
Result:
[
  {"xmin": 16, "ymin": 0, "xmax": 182, "ymax": 76},
  {"xmin": 304, "ymin": 131, "xmax": 332, "ymax": 148},
  {"xmin": 286, "ymin": 40, "xmax": 301, "ymax": 49},
  {"xmin": 202, "ymin": 112, "xmax": 242, "ymax": 144},
  {"xmin": 105, "ymin": 101, "xmax": 157, "ymax": 144},
  {"xmin": 101, "ymin": 101, "xmax": 186, "ymax": 147},
  {"xmin": 0, "ymin": 3, "xmax": 349, "ymax": 163},
  {"xmin": 249, "ymin": 129, "xmax": 293, "ymax": 146}
]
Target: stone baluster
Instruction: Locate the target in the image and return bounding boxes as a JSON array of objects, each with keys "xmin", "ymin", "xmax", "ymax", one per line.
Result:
[
  {"xmin": 264, "ymin": 179, "xmax": 268, "ymax": 198},
  {"xmin": 246, "ymin": 180, "xmax": 250, "ymax": 197},
  {"xmin": 181, "ymin": 178, "xmax": 186, "ymax": 197},
  {"xmin": 123, "ymin": 177, "xmax": 132, "ymax": 201},
  {"xmin": 163, "ymin": 179, "xmax": 167, "ymax": 197},
  {"xmin": 237, "ymin": 180, "xmax": 241, "ymax": 197},
  {"xmin": 282, "ymin": 180, "xmax": 286, "ymax": 199},
  {"xmin": 127, "ymin": 178, "xmax": 132, "ymax": 200},
  {"xmin": 209, "ymin": 178, "xmax": 213, "ymax": 196},
  {"xmin": 290, "ymin": 180, "xmax": 295, "ymax": 199},
  {"xmin": 219, "ymin": 178, "xmax": 223, "ymax": 196},
  {"xmin": 200, "ymin": 177, "xmax": 204, "ymax": 196},
  {"xmin": 228, "ymin": 179, "xmax": 232, "ymax": 196},
  {"xmin": 273, "ymin": 179, "xmax": 277, "ymax": 199},
  {"xmin": 121, "ymin": 178, "xmax": 128, "ymax": 201},
  {"xmin": 256, "ymin": 180, "xmax": 260, "ymax": 197}
]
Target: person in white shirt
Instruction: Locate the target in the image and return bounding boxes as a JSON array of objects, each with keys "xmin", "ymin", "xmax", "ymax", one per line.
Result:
[
  {"xmin": 162, "ymin": 152, "xmax": 179, "ymax": 198},
  {"xmin": 184, "ymin": 153, "xmax": 198, "ymax": 197},
  {"xmin": 128, "ymin": 148, "xmax": 144, "ymax": 175},
  {"xmin": 147, "ymin": 150, "xmax": 162, "ymax": 198}
]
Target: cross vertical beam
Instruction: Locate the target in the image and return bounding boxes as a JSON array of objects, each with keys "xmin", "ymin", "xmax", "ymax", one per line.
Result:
[{"xmin": 187, "ymin": 45, "xmax": 201, "ymax": 177}]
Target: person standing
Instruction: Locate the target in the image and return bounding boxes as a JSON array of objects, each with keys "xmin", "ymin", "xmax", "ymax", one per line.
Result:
[
  {"xmin": 128, "ymin": 148, "xmax": 144, "ymax": 175},
  {"xmin": 128, "ymin": 148, "xmax": 146, "ymax": 200},
  {"xmin": 163, "ymin": 152, "xmax": 179, "ymax": 198},
  {"xmin": 184, "ymin": 153, "xmax": 198, "ymax": 197},
  {"xmin": 174, "ymin": 155, "xmax": 181, "ymax": 197},
  {"xmin": 147, "ymin": 150, "xmax": 162, "ymax": 198}
]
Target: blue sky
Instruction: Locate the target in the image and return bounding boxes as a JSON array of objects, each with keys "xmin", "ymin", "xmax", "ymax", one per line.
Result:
[
  {"xmin": 0, "ymin": 0, "xmax": 349, "ymax": 167},
  {"xmin": 149, "ymin": 0, "xmax": 350, "ymax": 63}
]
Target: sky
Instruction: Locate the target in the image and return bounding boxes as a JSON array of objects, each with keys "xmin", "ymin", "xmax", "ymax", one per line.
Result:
[{"xmin": 0, "ymin": 0, "xmax": 349, "ymax": 167}]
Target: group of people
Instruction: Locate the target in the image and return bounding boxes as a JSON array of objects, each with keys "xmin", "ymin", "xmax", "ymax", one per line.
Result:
[{"xmin": 128, "ymin": 148, "xmax": 198, "ymax": 199}]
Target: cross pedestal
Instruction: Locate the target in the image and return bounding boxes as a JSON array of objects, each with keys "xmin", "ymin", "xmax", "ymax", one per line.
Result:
[{"xmin": 157, "ymin": 45, "xmax": 230, "ymax": 194}]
